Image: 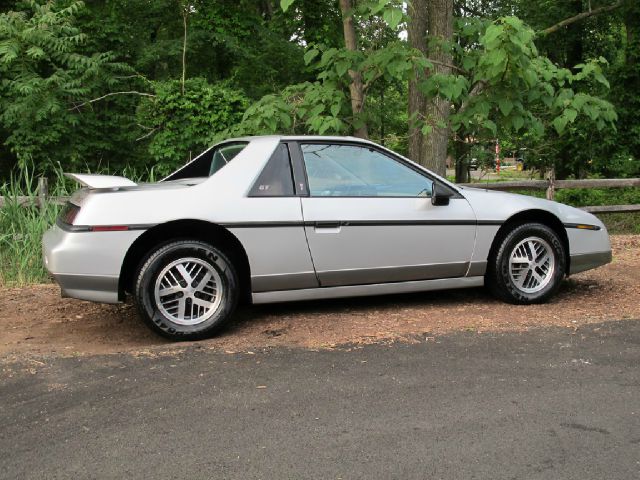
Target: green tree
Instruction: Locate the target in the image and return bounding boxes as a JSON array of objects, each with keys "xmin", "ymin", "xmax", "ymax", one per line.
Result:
[
  {"xmin": 242, "ymin": 1, "xmax": 617, "ymax": 181},
  {"xmin": 0, "ymin": 0, "xmax": 130, "ymax": 172},
  {"xmin": 0, "ymin": 0, "xmax": 632, "ymax": 182}
]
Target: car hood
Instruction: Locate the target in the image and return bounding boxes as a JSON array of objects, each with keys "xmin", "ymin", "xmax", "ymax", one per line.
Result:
[{"xmin": 458, "ymin": 186, "xmax": 605, "ymax": 228}]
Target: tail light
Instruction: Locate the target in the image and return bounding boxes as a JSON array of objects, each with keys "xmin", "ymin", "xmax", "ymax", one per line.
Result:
[
  {"xmin": 59, "ymin": 202, "xmax": 80, "ymax": 225},
  {"xmin": 58, "ymin": 202, "xmax": 130, "ymax": 232}
]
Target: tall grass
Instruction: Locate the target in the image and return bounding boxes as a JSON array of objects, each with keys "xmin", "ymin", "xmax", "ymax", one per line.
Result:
[
  {"xmin": 0, "ymin": 164, "xmax": 155, "ymax": 286},
  {"xmin": 0, "ymin": 165, "xmax": 67, "ymax": 284}
]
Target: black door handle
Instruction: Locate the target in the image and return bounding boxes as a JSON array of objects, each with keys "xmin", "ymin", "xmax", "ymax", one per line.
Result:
[{"xmin": 314, "ymin": 221, "xmax": 341, "ymax": 229}]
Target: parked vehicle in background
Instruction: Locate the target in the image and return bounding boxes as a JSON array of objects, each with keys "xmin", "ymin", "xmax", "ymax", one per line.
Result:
[{"xmin": 43, "ymin": 136, "xmax": 612, "ymax": 340}]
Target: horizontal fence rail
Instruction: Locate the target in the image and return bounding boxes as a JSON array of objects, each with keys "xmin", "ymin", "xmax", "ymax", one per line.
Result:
[
  {"xmin": 581, "ymin": 204, "xmax": 640, "ymax": 214},
  {"xmin": 457, "ymin": 177, "xmax": 639, "ymax": 214},
  {"xmin": 1, "ymin": 177, "xmax": 639, "ymax": 214},
  {"xmin": 458, "ymin": 178, "xmax": 640, "ymax": 191},
  {"xmin": 0, "ymin": 196, "xmax": 67, "ymax": 208}
]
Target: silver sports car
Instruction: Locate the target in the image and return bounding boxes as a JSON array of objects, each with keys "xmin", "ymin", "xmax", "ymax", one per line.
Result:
[{"xmin": 43, "ymin": 136, "xmax": 612, "ymax": 339}]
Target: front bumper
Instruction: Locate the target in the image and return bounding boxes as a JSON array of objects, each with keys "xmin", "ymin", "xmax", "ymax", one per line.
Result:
[
  {"xmin": 566, "ymin": 222, "xmax": 612, "ymax": 275},
  {"xmin": 42, "ymin": 224, "xmax": 143, "ymax": 303},
  {"xmin": 569, "ymin": 251, "xmax": 612, "ymax": 275}
]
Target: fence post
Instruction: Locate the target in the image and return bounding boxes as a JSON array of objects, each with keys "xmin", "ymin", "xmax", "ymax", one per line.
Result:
[
  {"xmin": 545, "ymin": 167, "xmax": 555, "ymax": 201},
  {"xmin": 37, "ymin": 177, "xmax": 49, "ymax": 209}
]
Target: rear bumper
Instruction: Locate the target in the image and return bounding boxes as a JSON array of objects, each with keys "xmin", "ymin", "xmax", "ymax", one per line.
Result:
[
  {"xmin": 52, "ymin": 273, "xmax": 120, "ymax": 303},
  {"xmin": 42, "ymin": 224, "xmax": 143, "ymax": 304},
  {"xmin": 569, "ymin": 251, "xmax": 612, "ymax": 275}
]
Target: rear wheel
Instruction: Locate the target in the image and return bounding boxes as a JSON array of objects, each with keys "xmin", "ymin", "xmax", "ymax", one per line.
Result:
[
  {"xmin": 134, "ymin": 240, "xmax": 239, "ymax": 340},
  {"xmin": 487, "ymin": 223, "xmax": 566, "ymax": 304}
]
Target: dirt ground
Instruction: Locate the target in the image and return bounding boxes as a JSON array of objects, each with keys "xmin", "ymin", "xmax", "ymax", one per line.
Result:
[{"xmin": 1, "ymin": 235, "xmax": 638, "ymax": 361}]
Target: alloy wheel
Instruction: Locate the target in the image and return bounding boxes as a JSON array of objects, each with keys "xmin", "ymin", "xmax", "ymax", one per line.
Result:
[
  {"xmin": 153, "ymin": 257, "xmax": 223, "ymax": 325},
  {"xmin": 508, "ymin": 237, "xmax": 556, "ymax": 294}
]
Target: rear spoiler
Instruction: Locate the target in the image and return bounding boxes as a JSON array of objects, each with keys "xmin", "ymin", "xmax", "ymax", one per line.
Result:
[{"xmin": 65, "ymin": 173, "xmax": 137, "ymax": 189}]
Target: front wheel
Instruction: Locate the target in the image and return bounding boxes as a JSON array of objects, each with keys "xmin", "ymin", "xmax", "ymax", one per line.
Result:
[
  {"xmin": 134, "ymin": 240, "xmax": 239, "ymax": 340},
  {"xmin": 487, "ymin": 223, "xmax": 566, "ymax": 304}
]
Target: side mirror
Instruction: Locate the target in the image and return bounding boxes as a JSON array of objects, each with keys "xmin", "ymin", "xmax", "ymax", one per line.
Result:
[{"xmin": 431, "ymin": 182, "xmax": 453, "ymax": 206}]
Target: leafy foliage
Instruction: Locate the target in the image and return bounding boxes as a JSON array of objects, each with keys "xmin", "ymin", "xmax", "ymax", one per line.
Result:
[
  {"xmin": 0, "ymin": 0, "xmax": 635, "ymax": 182},
  {"xmin": 230, "ymin": 81, "xmax": 348, "ymax": 136},
  {"xmin": 242, "ymin": 6, "xmax": 617, "ymax": 176},
  {"xmin": 555, "ymin": 186, "xmax": 640, "ymax": 208},
  {"xmin": 0, "ymin": 0, "xmax": 130, "ymax": 170},
  {"xmin": 137, "ymin": 78, "xmax": 249, "ymax": 173},
  {"xmin": 482, "ymin": 0, "xmax": 637, "ymax": 178},
  {"xmin": 446, "ymin": 17, "xmax": 617, "ymax": 148}
]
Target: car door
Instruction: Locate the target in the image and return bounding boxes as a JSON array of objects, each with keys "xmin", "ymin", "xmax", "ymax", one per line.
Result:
[
  {"xmin": 222, "ymin": 142, "xmax": 320, "ymax": 293},
  {"xmin": 294, "ymin": 141, "xmax": 477, "ymax": 287}
]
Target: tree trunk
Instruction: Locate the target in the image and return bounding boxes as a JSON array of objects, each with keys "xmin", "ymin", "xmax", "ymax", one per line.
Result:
[
  {"xmin": 617, "ymin": 1, "xmax": 640, "ymax": 164},
  {"xmin": 623, "ymin": 0, "xmax": 640, "ymax": 65},
  {"xmin": 407, "ymin": 0, "xmax": 428, "ymax": 164},
  {"xmin": 454, "ymin": 140, "xmax": 470, "ymax": 183},
  {"xmin": 338, "ymin": 0, "xmax": 368, "ymax": 138},
  {"xmin": 260, "ymin": 0, "xmax": 274, "ymax": 19},
  {"xmin": 556, "ymin": 0, "xmax": 583, "ymax": 180},
  {"xmin": 421, "ymin": 0, "xmax": 453, "ymax": 177},
  {"xmin": 181, "ymin": 4, "xmax": 188, "ymax": 95}
]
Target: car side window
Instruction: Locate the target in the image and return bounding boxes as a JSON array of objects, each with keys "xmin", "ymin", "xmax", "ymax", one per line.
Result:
[
  {"xmin": 249, "ymin": 143, "xmax": 295, "ymax": 196},
  {"xmin": 164, "ymin": 142, "xmax": 248, "ymax": 181},
  {"xmin": 301, "ymin": 144, "xmax": 433, "ymax": 197},
  {"xmin": 209, "ymin": 143, "xmax": 247, "ymax": 176}
]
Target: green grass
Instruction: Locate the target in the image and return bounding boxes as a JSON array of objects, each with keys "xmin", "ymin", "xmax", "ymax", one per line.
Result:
[
  {"xmin": 555, "ymin": 187, "xmax": 640, "ymax": 207},
  {"xmin": 487, "ymin": 169, "xmax": 539, "ymax": 181}
]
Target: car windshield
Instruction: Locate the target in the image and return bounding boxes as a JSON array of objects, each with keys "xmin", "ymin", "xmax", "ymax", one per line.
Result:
[{"xmin": 164, "ymin": 142, "xmax": 248, "ymax": 181}]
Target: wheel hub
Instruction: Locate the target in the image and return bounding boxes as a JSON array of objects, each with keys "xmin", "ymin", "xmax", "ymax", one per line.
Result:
[
  {"xmin": 508, "ymin": 237, "xmax": 555, "ymax": 294},
  {"xmin": 154, "ymin": 257, "xmax": 223, "ymax": 325}
]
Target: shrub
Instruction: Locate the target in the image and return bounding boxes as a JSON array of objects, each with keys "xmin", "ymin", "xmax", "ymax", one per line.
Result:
[{"xmin": 136, "ymin": 78, "xmax": 249, "ymax": 175}]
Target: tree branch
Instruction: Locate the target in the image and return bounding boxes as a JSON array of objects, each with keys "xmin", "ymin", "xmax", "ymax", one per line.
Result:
[
  {"xmin": 181, "ymin": 2, "xmax": 188, "ymax": 94},
  {"xmin": 458, "ymin": 4, "xmax": 484, "ymax": 18},
  {"xmin": 540, "ymin": 1, "xmax": 623, "ymax": 36},
  {"xmin": 426, "ymin": 58, "xmax": 465, "ymax": 74},
  {"xmin": 457, "ymin": 80, "xmax": 486, "ymax": 115},
  {"xmin": 136, "ymin": 127, "xmax": 159, "ymax": 142},
  {"xmin": 70, "ymin": 91, "xmax": 155, "ymax": 111}
]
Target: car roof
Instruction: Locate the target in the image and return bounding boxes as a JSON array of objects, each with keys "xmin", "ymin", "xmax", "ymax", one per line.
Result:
[{"xmin": 232, "ymin": 135, "xmax": 376, "ymax": 144}]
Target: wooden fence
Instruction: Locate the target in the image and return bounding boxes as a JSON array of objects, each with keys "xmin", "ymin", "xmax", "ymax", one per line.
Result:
[{"xmin": 1, "ymin": 177, "xmax": 639, "ymax": 214}]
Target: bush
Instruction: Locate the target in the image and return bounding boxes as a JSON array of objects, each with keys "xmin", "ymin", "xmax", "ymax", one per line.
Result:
[
  {"xmin": 136, "ymin": 78, "xmax": 249, "ymax": 175},
  {"xmin": 555, "ymin": 187, "xmax": 640, "ymax": 207}
]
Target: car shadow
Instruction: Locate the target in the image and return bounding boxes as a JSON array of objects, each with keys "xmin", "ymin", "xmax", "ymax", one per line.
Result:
[{"xmin": 230, "ymin": 286, "xmax": 493, "ymax": 327}]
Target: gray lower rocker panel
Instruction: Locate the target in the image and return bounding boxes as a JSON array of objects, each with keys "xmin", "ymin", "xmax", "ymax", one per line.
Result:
[
  {"xmin": 569, "ymin": 251, "xmax": 612, "ymax": 275},
  {"xmin": 251, "ymin": 271, "xmax": 319, "ymax": 292},
  {"xmin": 316, "ymin": 262, "xmax": 469, "ymax": 287},
  {"xmin": 252, "ymin": 276, "xmax": 484, "ymax": 304}
]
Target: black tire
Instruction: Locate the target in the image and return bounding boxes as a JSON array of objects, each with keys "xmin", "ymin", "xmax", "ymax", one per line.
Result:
[
  {"xmin": 134, "ymin": 240, "xmax": 239, "ymax": 340},
  {"xmin": 486, "ymin": 223, "xmax": 566, "ymax": 304}
]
